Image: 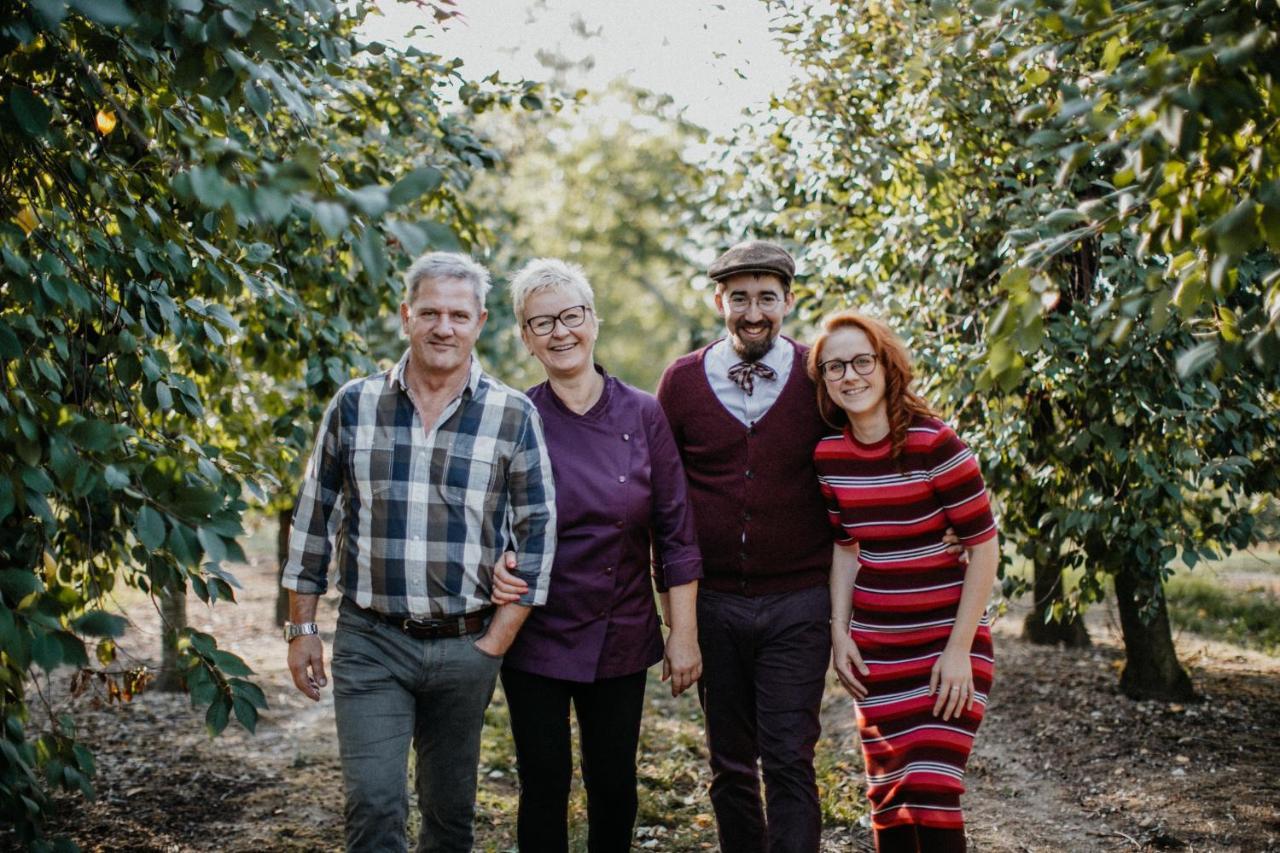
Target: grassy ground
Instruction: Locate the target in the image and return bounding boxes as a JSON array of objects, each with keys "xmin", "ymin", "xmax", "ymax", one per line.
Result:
[
  {"xmin": 1001, "ymin": 544, "xmax": 1280, "ymax": 653},
  {"xmin": 1165, "ymin": 546, "xmax": 1280, "ymax": 655}
]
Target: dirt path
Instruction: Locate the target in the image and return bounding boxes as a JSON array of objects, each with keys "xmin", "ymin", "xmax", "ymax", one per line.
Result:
[{"xmin": 24, "ymin": 543, "xmax": 1280, "ymax": 852}]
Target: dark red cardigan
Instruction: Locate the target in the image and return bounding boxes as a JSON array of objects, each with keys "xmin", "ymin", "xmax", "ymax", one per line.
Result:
[{"xmin": 656, "ymin": 338, "xmax": 833, "ymax": 596}]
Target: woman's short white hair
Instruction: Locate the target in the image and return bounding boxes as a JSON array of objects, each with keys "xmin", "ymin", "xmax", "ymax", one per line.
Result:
[
  {"xmin": 508, "ymin": 258, "xmax": 596, "ymax": 325},
  {"xmin": 403, "ymin": 251, "xmax": 492, "ymax": 309}
]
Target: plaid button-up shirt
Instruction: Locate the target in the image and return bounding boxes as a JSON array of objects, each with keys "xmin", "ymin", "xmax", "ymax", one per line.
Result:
[{"xmin": 282, "ymin": 352, "xmax": 556, "ymax": 618}]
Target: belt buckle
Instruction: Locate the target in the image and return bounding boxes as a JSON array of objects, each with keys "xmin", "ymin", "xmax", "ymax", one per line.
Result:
[{"xmin": 401, "ymin": 617, "xmax": 441, "ymax": 639}]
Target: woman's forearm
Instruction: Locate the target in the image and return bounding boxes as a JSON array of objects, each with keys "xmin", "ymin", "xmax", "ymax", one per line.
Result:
[
  {"xmin": 665, "ymin": 580, "xmax": 698, "ymax": 637},
  {"xmin": 830, "ymin": 543, "xmax": 859, "ymax": 632},
  {"xmin": 946, "ymin": 536, "xmax": 999, "ymax": 652}
]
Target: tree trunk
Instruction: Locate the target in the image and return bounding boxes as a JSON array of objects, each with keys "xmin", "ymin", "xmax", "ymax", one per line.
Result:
[
  {"xmin": 1113, "ymin": 571, "xmax": 1195, "ymax": 701},
  {"xmin": 155, "ymin": 585, "xmax": 187, "ymax": 692},
  {"xmin": 275, "ymin": 505, "xmax": 293, "ymax": 627},
  {"xmin": 1022, "ymin": 555, "xmax": 1090, "ymax": 647}
]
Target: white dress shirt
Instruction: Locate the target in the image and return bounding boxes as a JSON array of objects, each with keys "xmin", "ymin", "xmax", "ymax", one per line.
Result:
[{"xmin": 703, "ymin": 336, "xmax": 794, "ymax": 427}]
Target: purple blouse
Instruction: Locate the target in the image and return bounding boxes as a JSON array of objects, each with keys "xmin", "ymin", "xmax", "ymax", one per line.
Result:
[{"xmin": 502, "ymin": 368, "xmax": 702, "ymax": 682}]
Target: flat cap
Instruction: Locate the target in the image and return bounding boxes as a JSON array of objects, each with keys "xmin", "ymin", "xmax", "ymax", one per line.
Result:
[{"xmin": 708, "ymin": 240, "xmax": 796, "ymax": 285}]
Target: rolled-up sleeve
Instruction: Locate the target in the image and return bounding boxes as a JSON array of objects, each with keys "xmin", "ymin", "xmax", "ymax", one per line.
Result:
[
  {"xmin": 506, "ymin": 405, "xmax": 557, "ymax": 606},
  {"xmin": 645, "ymin": 399, "xmax": 702, "ymax": 592},
  {"xmin": 282, "ymin": 393, "xmax": 345, "ymax": 595}
]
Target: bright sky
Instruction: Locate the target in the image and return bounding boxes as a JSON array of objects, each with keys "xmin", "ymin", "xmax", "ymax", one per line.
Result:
[{"xmin": 361, "ymin": 0, "xmax": 797, "ymax": 130}]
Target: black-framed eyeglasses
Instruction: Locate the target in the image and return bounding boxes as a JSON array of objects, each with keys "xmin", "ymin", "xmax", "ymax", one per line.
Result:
[
  {"xmin": 525, "ymin": 305, "xmax": 591, "ymax": 336},
  {"xmin": 818, "ymin": 354, "xmax": 878, "ymax": 381}
]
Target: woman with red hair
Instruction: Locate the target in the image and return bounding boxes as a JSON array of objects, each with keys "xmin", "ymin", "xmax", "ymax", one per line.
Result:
[{"xmin": 808, "ymin": 311, "xmax": 999, "ymax": 853}]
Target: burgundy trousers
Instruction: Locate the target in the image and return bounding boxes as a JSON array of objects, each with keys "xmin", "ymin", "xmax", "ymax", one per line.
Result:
[{"xmin": 696, "ymin": 584, "xmax": 832, "ymax": 853}]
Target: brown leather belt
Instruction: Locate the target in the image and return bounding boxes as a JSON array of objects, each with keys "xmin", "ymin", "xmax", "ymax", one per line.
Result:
[{"xmin": 352, "ymin": 601, "xmax": 493, "ymax": 640}]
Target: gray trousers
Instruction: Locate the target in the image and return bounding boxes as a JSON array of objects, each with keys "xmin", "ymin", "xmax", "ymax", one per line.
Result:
[{"xmin": 331, "ymin": 599, "xmax": 502, "ymax": 853}]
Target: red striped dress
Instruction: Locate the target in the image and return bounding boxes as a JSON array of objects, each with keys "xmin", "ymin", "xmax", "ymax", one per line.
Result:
[{"xmin": 813, "ymin": 415, "xmax": 997, "ymax": 832}]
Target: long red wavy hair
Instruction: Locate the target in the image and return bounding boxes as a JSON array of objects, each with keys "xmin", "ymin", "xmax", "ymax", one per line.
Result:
[{"xmin": 807, "ymin": 310, "xmax": 938, "ymax": 462}]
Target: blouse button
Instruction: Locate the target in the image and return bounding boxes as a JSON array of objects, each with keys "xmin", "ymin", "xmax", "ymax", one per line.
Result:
[
  {"xmin": 618, "ymin": 475, "xmax": 626, "ymax": 483},
  {"xmin": 622, "ymin": 433, "xmax": 630, "ymax": 441},
  {"xmin": 605, "ymin": 566, "xmax": 614, "ymax": 574}
]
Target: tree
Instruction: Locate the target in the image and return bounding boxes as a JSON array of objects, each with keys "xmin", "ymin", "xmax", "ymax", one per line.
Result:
[
  {"xmin": 470, "ymin": 83, "xmax": 720, "ymax": 393},
  {"xmin": 728, "ymin": 0, "xmax": 1279, "ymax": 697},
  {"xmin": 985, "ymin": 0, "xmax": 1280, "ymax": 376},
  {"xmin": 0, "ymin": 0, "xmax": 535, "ymax": 846}
]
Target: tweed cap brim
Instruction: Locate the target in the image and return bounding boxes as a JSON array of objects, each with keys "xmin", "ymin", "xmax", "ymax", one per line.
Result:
[{"xmin": 708, "ymin": 240, "xmax": 796, "ymax": 284}]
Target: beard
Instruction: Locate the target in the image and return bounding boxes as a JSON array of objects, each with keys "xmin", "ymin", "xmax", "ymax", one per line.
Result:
[{"xmin": 729, "ymin": 321, "xmax": 777, "ymax": 362}]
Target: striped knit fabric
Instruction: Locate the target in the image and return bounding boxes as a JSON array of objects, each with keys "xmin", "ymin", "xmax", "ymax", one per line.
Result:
[{"xmin": 813, "ymin": 416, "xmax": 997, "ymax": 831}]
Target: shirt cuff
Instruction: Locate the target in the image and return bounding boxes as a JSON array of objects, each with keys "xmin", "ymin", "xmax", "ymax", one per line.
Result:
[
  {"xmin": 281, "ymin": 573, "xmax": 327, "ymax": 595},
  {"xmin": 659, "ymin": 556, "xmax": 703, "ymax": 590}
]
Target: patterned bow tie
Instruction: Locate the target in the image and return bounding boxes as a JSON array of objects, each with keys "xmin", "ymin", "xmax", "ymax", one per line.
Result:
[{"xmin": 727, "ymin": 361, "xmax": 777, "ymax": 396}]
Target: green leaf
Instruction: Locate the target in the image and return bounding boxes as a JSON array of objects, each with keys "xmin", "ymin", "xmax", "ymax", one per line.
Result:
[
  {"xmin": 210, "ymin": 649, "xmax": 253, "ymax": 676},
  {"xmin": 69, "ymin": 0, "xmax": 135, "ymax": 26},
  {"xmin": 388, "ymin": 166, "xmax": 444, "ymax": 209},
  {"xmin": 68, "ymin": 419, "xmax": 114, "ymax": 452},
  {"xmin": 134, "ymin": 505, "xmax": 166, "ymax": 550},
  {"xmin": 72, "ymin": 610, "xmax": 127, "ymax": 638},
  {"xmin": 231, "ymin": 697, "xmax": 257, "ymax": 733},
  {"xmin": 197, "ymin": 526, "xmax": 227, "ymax": 565},
  {"xmin": 31, "ymin": 630, "xmax": 65, "ymax": 671},
  {"xmin": 386, "ymin": 220, "xmax": 428, "ymax": 256},
  {"xmin": 0, "ymin": 320, "xmax": 21, "ymax": 359},
  {"xmin": 103, "ymin": 465, "xmax": 130, "ymax": 489},
  {"xmin": 20, "ymin": 466, "xmax": 54, "ymax": 495},
  {"xmin": 344, "ymin": 185, "xmax": 390, "ymax": 219},
  {"xmin": 0, "ymin": 569, "xmax": 41, "ymax": 601},
  {"xmin": 29, "ymin": 0, "xmax": 69, "ymax": 28},
  {"xmin": 1175, "ymin": 341, "xmax": 1218, "ymax": 378},
  {"xmin": 354, "ymin": 227, "xmax": 388, "ymax": 284},
  {"xmin": 230, "ymin": 678, "xmax": 268, "ymax": 709},
  {"xmin": 205, "ymin": 696, "xmax": 231, "ymax": 736},
  {"xmin": 1210, "ymin": 200, "xmax": 1260, "ymax": 257},
  {"xmin": 9, "ymin": 87, "xmax": 52, "ymax": 137},
  {"xmin": 188, "ymin": 167, "xmax": 229, "ymax": 208},
  {"xmin": 313, "ymin": 202, "xmax": 349, "ymax": 238}
]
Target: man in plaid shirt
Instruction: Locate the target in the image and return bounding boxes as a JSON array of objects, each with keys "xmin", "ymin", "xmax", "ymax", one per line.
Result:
[{"xmin": 282, "ymin": 251, "xmax": 556, "ymax": 852}]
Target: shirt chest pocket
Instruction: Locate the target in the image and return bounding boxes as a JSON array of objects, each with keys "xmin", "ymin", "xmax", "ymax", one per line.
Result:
[
  {"xmin": 439, "ymin": 444, "xmax": 505, "ymax": 511},
  {"xmin": 348, "ymin": 441, "xmax": 397, "ymax": 505}
]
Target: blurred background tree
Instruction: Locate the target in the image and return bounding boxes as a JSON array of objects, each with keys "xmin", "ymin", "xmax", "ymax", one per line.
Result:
[{"xmin": 470, "ymin": 81, "xmax": 721, "ymax": 393}]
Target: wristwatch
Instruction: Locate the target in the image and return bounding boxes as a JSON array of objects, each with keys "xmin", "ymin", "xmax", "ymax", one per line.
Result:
[{"xmin": 283, "ymin": 621, "xmax": 319, "ymax": 642}]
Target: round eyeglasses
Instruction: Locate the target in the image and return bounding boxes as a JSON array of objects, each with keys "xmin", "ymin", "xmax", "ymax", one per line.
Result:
[
  {"xmin": 818, "ymin": 354, "xmax": 879, "ymax": 381},
  {"xmin": 725, "ymin": 293, "xmax": 783, "ymax": 313},
  {"xmin": 525, "ymin": 305, "xmax": 591, "ymax": 336}
]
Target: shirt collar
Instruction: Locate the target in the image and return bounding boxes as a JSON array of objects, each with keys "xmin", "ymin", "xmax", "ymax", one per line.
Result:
[{"xmin": 708, "ymin": 335, "xmax": 794, "ymax": 374}]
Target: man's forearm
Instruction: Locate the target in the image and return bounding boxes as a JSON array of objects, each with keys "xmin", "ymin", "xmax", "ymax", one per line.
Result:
[
  {"xmin": 289, "ymin": 591, "xmax": 319, "ymax": 623},
  {"xmin": 478, "ymin": 603, "xmax": 532, "ymax": 655}
]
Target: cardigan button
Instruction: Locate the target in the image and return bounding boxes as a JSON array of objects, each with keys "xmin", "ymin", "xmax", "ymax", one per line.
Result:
[{"xmin": 745, "ymin": 469, "xmax": 754, "ymax": 479}]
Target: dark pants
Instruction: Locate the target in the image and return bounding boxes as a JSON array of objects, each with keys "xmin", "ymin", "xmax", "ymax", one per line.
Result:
[
  {"xmin": 697, "ymin": 584, "xmax": 832, "ymax": 853},
  {"xmin": 500, "ymin": 666, "xmax": 648, "ymax": 853},
  {"xmin": 331, "ymin": 599, "xmax": 503, "ymax": 853}
]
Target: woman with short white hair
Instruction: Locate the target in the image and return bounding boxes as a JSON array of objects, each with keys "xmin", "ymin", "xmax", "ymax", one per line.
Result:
[{"xmin": 492, "ymin": 257, "xmax": 702, "ymax": 852}]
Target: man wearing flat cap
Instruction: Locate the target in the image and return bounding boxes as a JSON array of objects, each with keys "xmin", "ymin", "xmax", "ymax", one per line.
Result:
[{"xmin": 656, "ymin": 240, "xmax": 832, "ymax": 853}]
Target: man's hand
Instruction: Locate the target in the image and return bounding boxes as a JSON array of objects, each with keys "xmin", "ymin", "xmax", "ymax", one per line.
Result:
[
  {"xmin": 662, "ymin": 629, "xmax": 702, "ymax": 697},
  {"xmin": 288, "ymin": 635, "xmax": 327, "ymax": 701},
  {"xmin": 942, "ymin": 526, "xmax": 967, "ymax": 563},
  {"xmin": 490, "ymin": 551, "xmax": 528, "ymax": 605},
  {"xmin": 832, "ymin": 630, "xmax": 870, "ymax": 700}
]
